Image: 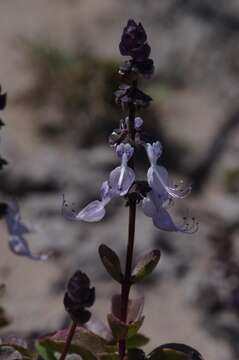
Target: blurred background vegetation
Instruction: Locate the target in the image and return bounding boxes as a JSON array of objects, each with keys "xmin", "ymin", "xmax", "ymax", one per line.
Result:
[{"xmin": 0, "ymin": 1, "xmax": 238, "ymax": 360}]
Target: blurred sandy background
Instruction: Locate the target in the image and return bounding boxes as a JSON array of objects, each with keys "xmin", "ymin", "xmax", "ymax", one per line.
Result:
[{"xmin": 0, "ymin": 1, "xmax": 239, "ymax": 359}]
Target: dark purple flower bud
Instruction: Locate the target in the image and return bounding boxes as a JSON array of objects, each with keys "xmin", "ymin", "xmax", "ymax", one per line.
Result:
[
  {"xmin": 64, "ymin": 270, "xmax": 95, "ymax": 324},
  {"xmin": 66, "ymin": 271, "xmax": 95, "ymax": 307},
  {"xmin": 119, "ymin": 19, "xmax": 151, "ymax": 61},
  {"xmin": 64, "ymin": 293, "xmax": 92, "ymax": 324}
]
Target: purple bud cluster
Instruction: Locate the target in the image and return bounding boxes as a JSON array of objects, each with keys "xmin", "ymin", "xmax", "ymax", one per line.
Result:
[
  {"xmin": 64, "ymin": 271, "xmax": 95, "ymax": 324},
  {"xmin": 119, "ymin": 19, "xmax": 154, "ymax": 79}
]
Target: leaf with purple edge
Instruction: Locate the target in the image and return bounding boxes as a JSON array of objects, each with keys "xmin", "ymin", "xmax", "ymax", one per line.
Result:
[
  {"xmin": 39, "ymin": 327, "xmax": 116, "ymax": 358},
  {"xmin": 99, "ymin": 245, "xmax": 123, "ymax": 283},
  {"xmin": 107, "ymin": 313, "xmax": 144, "ymax": 342},
  {"xmin": 131, "ymin": 250, "xmax": 161, "ymax": 283},
  {"xmin": 107, "ymin": 314, "xmax": 128, "ymax": 340},
  {"xmin": 126, "ymin": 333, "xmax": 150, "ymax": 349}
]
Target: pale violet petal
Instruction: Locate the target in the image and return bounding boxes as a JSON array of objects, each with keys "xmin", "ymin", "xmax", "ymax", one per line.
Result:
[
  {"xmin": 150, "ymin": 165, "xmax": 191, "ymax": 199},
  {"xmin": 109, "ymin": 166, "xmax": 135, "ymax": 196},
  {"xmin": 134, "ymin": 117, "xmax": 143, "ymax": 129},
  {"xmin": 146, "ymin": 142, "xmax": 162, "ymax": 165},
  {"xmin": 5, "ymin": 202, "xmax": 31, "ymax": 235},
  {"xmin": 116, "ymin": 143, "xmax": 134, "ymax": 162},
  {"xmin": 76, "ymin": 200, "xmax": 106, "ymax": 222},
  {"xmin": 9, "ymin": 235, "xmax": 48, "ymax": 261},
  {"xmin": 5, "ymin": 203, "xmax": 48, "ymax": 261},
  {"xmin": 142, "ymin": 196, "xmax": 156, "ymax": 218},
  {"xmin": 100, "ymin": 181, "xmax": 115, "ymax": 205},
  {"xmin": 152, "ymin": 206, "xmax": 180, "ymax": 232},
  {"xmin": 147, "ymin": 166, "xmax": 169, "ymax": 201},
  {"xmin": 152, "ymin": 204, "xmax": 198, "ymax": 234}
]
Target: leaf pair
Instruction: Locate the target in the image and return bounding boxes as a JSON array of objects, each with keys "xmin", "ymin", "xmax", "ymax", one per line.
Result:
[
  {"xmin": 107, "ymin": 313, "xmax": 144, "ymax": 341},
  {"xmin": 38, "ymin": 326, "xmax": 116, "ymax": 360},
  {"xmin": 99, "ymin": 245, "xmax": 161, "ymax": 284}
]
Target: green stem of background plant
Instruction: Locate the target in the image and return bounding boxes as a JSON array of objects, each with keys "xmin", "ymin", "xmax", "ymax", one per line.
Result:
[
  {"xmin": 59, "ymin": 321, "xmax": 77, "ymax": 360},
  {"xmin": 119, "ymin": 79, "xmax": 137, "ymax": 359}
]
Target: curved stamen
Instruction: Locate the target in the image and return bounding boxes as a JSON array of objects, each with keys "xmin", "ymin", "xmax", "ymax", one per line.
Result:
[
  {"xmin": 62, "ymin": 194, "xmax": 77, "ymax": 221},
  {"xmin": 153, "ymin": 167, "xmax": 191, "ymax": 199}
]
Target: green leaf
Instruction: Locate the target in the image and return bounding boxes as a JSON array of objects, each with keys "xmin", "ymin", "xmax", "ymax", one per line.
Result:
[
  {"xmin": 35, "ymin": 341, "xmax": 57, "ymax": 360},
  {"xmin": 107, "ymin": 314, "xmax": 127, "ymax": 340},
  {"xmin": 107, "ymin": 314, "xmax": 144, "ymax": 341},
  {"xmin": 131, "ymin": 250, "xmax": 161, "ymax": 283},
  {"xmin": 99, "ymin": 245, "xmax": 123, "ymax": 283},
  {"xmin": 126, "ymin": 334, "xmax": 150, "ymax": 349},
  {"xmin": 148, "ymin": 343, "xmax": 204, "ymax": 360},
  {"xmin": 127, "ymin": 317, "xmax": 145, "ymax": 338},
  {"xmin": 39, "ymin": 327, "xmax": 116, "ymax": 359}
]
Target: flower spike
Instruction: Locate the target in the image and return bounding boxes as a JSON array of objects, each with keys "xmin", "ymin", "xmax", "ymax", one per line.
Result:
[{"xmin": 146, "ymin": 142, "xmax": 191, "ymax": 199}]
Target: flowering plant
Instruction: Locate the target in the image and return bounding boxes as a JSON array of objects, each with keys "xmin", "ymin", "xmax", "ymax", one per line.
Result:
[{"xmin": 0, "ymin": 19, "xmax": 203, "ymax": 360}]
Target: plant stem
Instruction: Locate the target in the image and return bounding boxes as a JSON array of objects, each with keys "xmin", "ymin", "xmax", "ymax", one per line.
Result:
[
  {"xmin": 59, "ymin": 321, "xmax": 77, "ymax": 360},
  {"xmin": 119, "ymin": 198, "xmax": 136, "ymax": 358},
  {"xmin": 119, "ymin": 80, "xmax": 137, "ymax": 359}
]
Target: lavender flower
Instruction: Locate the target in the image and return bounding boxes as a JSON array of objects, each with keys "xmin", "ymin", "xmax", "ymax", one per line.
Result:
[
  {"xmin": 62, "ymin": 143, "xmax": 135, "ymax": 222},
  {"xmin": 4, "ymin": 202, "xmax": 48, "ymax": 261},
  {"xmin": 145, "ymin": 142, "xmax": 191, "ymax": 199},
  {"xmin": 142, "ymin": 190, "xmax": 198, "ymax": 233},
  {"xmin": 109, "ymin": 143, "xmax": 135, "ymax": 195}
]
